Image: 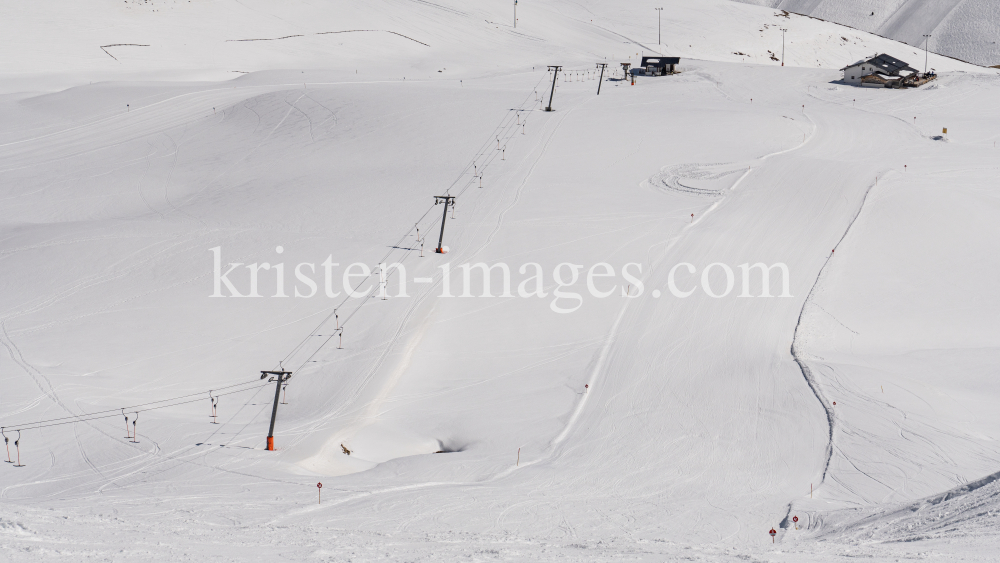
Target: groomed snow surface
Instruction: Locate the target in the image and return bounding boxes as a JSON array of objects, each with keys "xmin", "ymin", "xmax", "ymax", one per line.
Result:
[{"xmin": 1, "ymin": 1, "xmax": 1000, "ymax": 561}]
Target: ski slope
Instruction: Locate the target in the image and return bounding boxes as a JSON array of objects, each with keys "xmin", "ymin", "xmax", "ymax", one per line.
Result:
[
  {"xmin": 2, "ymin": 1, "xmax": 1000, "ymax": 561},
  {"xmin": 733, "ymin": 0, "xmax": 1000, "ymax": 67},
  {"xmin": 0, "ymin": 0, "xmax": 985, "ymax": 89}
]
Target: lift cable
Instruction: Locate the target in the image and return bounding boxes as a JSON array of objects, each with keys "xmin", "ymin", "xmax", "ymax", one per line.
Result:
[
  {"xmin": 0, "ymin": 72, "xmax": 552, "ymax": 440},
  {"xmin": 5, "ymin": 382, "xmax": 266, "ymax": 432},
  {"xmin": 277, "ymin": 74, "xmax": 549, "ymax": 373}
]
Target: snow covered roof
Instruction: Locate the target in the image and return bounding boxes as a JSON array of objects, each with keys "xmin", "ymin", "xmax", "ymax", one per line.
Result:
[{"xmin": 840, "ymin": 59, "xmax": 867, "ymax": 70}]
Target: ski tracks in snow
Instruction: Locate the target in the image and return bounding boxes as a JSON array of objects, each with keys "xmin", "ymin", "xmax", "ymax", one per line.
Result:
[
  {"xmin": 469, "ymin": 103, "xmax": 581, "ymax": 258},
  {"xmin": 532, "ymin": 100, "xmax": 823, "ymax": 475},
  {"xmin": 783, "ymin": 165, "xmax": 894, "ymax": 528}
]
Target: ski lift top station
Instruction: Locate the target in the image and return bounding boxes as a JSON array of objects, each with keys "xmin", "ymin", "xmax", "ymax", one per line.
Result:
[{"xmin": 630, "ymin": 56, "xmax": 681, "ymax": 77}]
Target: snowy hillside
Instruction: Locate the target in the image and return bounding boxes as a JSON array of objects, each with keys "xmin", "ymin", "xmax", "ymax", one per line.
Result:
[
  {"xmin": 732, "ymin": 0, "xmax": 1000, "ymax": 67},
  {"xmin": 0, "ymin": 0, "xmax": 985, "ymax": 89},
  {"xmin": 2, "ymin": 1, "xmax": 1000, "ymax": 562}
]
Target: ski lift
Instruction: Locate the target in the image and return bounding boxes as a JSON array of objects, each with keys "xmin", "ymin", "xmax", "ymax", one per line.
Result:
[
  {"xmin": 2, "ymin": 427, "xmax": 11, "ymax": 463},
  {"xmin": 122, "ymin": 408, "xmax": 131, "ymax": 439},
  {"xmin": 210, "ymin": 391, "xmax": 219, "ymax": 424},
  {"xmin": 263, "ymin": 363, "xmax": 291, "ymax": 383},
  {"xmin": 130, "ymin": 412, "xmax": 139, "ymax": 443},
  {"xmin": 13, "ymin": 430, "xmax": 24, "ymax": 467}
]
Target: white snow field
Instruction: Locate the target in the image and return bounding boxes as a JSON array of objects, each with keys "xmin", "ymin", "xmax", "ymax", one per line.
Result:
[
  {"xmin": 2, "ymin": 0, "xmax": 1000, "ymax": 561},
  {"xmin": 733, "ymin": 0, "xmax": 1000, "ymax": 67}
]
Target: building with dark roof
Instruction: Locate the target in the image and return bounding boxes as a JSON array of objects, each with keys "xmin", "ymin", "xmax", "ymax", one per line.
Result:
[
  {"xmin": 634, "ymin": 56, "xmax": 680, "ymax": 76},
  {"xmin": 841, "ymin": 54, "xmax": 918, "ymax": 87}
]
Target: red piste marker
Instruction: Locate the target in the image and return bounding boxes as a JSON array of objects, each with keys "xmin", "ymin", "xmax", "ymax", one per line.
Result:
[
  {"xmin": 792, "ymin": 515, "xmax": 799, "ymax": 529},
  {"xmin": 317, "ymin": 482, "xmax": 323, "ymax": 504},
  {"xmin": 769, "ymin": 528, "xmax": 777, "ymax": 543}
]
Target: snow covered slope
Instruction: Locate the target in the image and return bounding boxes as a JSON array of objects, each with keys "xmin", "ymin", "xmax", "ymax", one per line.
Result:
[
  {"xmin": 0, "ymin": 0, "xmax": 983, "ymax": 91},
  {"xmin": 1, "ymin": 1, "xmax": 999, "ymax": 561},
  {"xmin": 732, "ymin": 0, "xmax": 1000, "ymax": 67}
]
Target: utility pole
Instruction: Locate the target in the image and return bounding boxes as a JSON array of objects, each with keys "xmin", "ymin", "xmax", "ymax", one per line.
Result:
[
  {"xmin": 781, "ymin": 28, "xmax": 787, "ymax": 66},
  {"xmin": 544, "ymin": 66, "xmax": 561, "ymax": 111},
  {"xmin": 655, "ymin": 7, "xmax": 663, "ymax": 45},
  {"xmin": 923, "ymin": 34, "xmax": 931, "ymax": 74},
  {"xmin": 596, "ymin": 63, "xmax": 608, "ymax": 95},
  {"xmin": 261, "ymin": 370, "xmax": 292, "ymax": 451},
  {"xmin": 434, "ymin": 196, "xmax": 455, "ymax": 253}
]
